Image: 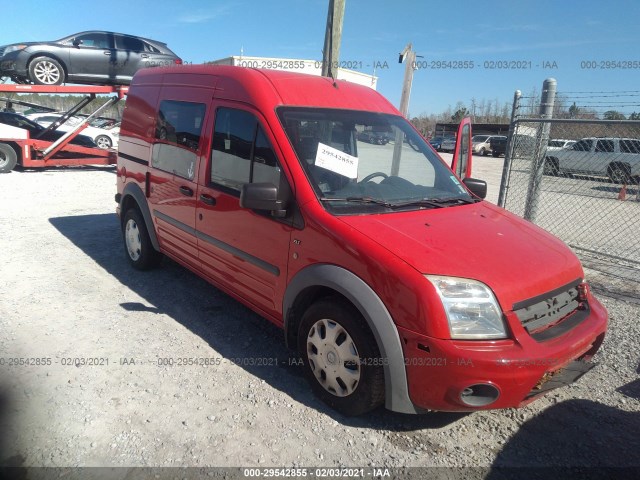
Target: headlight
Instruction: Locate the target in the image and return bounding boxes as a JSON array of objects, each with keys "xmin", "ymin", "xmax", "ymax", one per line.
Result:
[
  {"xmin": 426, "ymin": 275, "xmax": 507, "ymax": 339},
  {"xmin": 4, "ymin": 44, "xmax": 28, "ymax": 54}
]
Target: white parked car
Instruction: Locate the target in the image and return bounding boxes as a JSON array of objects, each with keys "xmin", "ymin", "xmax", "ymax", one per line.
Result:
[
  {"xmin": 544, "ymin": 137, "xmax": 640, "ymax": 183},
  {"xmin": 26, "ymin": 112, "xmax": 119, "ymax": 149}
]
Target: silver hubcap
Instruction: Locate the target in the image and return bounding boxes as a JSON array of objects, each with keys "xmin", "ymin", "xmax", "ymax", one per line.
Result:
[
  {"xmin": 34, "ymin": 61, "xmax": 61, "ymax": 84},
  {"xmin": 96, "ymin": 136, "xmax": 111, "ymax": 149},
  {"xmin": 125, "ymin": 219, "xmax": 142, "ymax": 261},
  {"xmin": 306, "ymin": 318, "xmax": 360, "ymax": 397}
]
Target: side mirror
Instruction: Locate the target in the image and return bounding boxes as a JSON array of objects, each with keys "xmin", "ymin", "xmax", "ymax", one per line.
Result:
[
  {"xmin": 72, "ymin": 39, "xmax": 83, "ymax": 47},
  {"xmin": 240, "ymin": 182, "xmax": 288, "ymax": 217},
  {"xmin": 462, "ymin": 177, "xmax": 487, "ymax": 199}
]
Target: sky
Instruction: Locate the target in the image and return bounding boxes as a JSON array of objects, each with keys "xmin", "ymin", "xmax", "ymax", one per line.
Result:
[{"xmin": 2, "ymin": 0, "xmax": 640, "ymax": 118}]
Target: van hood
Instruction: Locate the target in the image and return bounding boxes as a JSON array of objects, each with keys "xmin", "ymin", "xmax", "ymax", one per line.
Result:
[{"xmin": 338, "ymin": 202, "xmax": 583, "ymax": 310}]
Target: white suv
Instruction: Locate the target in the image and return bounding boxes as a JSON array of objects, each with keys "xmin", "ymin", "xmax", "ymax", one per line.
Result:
[{"xmin": 544, "ymin": 137, "xmax": 640, "ymax": 183}]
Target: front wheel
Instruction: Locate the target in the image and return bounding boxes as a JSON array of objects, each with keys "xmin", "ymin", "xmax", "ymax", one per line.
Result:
[
  {"xmin": 492, "ymin": 151, "xmax": 499, "ymax": 157},
  {"xmin": 0, "ymin": 143, "xmax": 18, "ymax": 173},
  {"xmin": 298, "ymin": 297, "xmax": 385, "ymax": 416},
  {"xmin": 95, "ymin": 135, "xmax": 113, "ymax": 149},
  {"xmin": 28, "ymin": 56, "xmax": 65, "ymax": 85},
  {"xmin": 122, "ymin": 208, "xmax": 162, "ymax": 270},
  {"xmin": 543, "ymin": 157, "xmax": 559, "ymax": 176}
]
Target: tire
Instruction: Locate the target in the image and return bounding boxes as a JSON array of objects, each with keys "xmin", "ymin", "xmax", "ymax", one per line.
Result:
[
  {"xmin": 298, "ymin": 297, "xmax": 385, "ymax": 416},
  {"xmin": 608, "ymin": 164, "xmax": 631, "ymax": 184},
  {"xmin": 122, "ymin": 208, "xmax": 162, "ymax": 270},
  {"xmin": 95, "ymin": 135, "xmax": 112, "ymax": 149},
  {"xmin": 543, "ymin": 157, "xmax": 559, "ymax": 176},
  {"xmin": 479, "ymin": 147, "xmax": 487, "ymax": 156},
  {"xmin": 492, "ymin": 151, "xmax": 499, "ymax": 157},
  {"xmin": 0, "ymin": 143, "xmax": 18, "ymax": 173},
  {"xmin": 28, "ymin": 56, "xmax": 65, "ymax": 85}
]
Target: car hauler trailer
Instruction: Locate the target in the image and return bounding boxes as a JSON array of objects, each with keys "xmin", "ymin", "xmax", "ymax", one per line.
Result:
[{"xmin": 0, "ymin": 84, "xmax": 127, "ymax": 173}]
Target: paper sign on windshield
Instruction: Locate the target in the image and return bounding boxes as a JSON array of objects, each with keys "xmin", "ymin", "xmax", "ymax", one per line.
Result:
[{"xmin": 315, "ymin": 142, "xmax": 359, "ymax": 179}]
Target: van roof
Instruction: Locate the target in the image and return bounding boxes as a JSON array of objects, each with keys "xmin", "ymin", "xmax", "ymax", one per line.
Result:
[{"xmin": 131, "ymin": 65, "xmax": 399, "ymax": 115}]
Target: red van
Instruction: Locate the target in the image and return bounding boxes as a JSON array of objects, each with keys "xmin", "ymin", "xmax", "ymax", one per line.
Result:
[{"xmin": 115, "ymin": 65, "xmax": 607, "ymax": 415}]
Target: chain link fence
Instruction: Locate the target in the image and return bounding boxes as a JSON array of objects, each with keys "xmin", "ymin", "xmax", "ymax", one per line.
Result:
[{"xmin": 499, "ymin": 117, "xmax": 640, "ymax": 265}]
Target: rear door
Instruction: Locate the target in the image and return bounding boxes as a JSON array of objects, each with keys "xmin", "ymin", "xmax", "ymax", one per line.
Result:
[
  {"xmin": 450, "ymin": 117, "xmax": 473, "ymax": 179},
  {"xmin": 114, "ymin": 35, "xmax": 147, "ymax": 81},
  {"xmin": 147, "ymin": 86, "xmax": 211, "ymax": 270},
  {"xmin": 195, "ymin": 104, "xmax": 294, "ymax": 320}
]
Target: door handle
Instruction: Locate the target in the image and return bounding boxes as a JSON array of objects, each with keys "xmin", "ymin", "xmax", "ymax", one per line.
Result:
[
  {"xmin": 141, "ymin": 54, "xmax": 149, "ymax": 58},
  {"xmin": 200, "ymin": 194, "xmax": 216, "ymax": 206},
  {"xmin": 179, "ymin": 186, "xmax": 194, "ymax": 196},
  {"xmin": 103, "ymin": 51, "xmax": 112, "ymax": 55}
]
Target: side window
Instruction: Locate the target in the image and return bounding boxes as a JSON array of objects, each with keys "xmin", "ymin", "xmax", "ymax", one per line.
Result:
[
  {"xmin": 595, "ymin": 140, "xmax": 614, "ymax": 153},
  {"xmin": 143, "ymin": 42, "xmax": 161, "ymax": 53},
  {"xmin": 620, "ymin": 139, "xmax": 640, "ymax": 154},
  {"xmin": 573, "ymin": 140, "xmax": 593, "ymax": 152},
  {"xmin": 210, "ymin": 108, "xmax": 281, "ymax": 191},
  {"xmin": 75, "ymin": 33, "xmax": 112, "ymax": 49},
  {"xmin": 117, "ymin": 35, "xmax": 145, "ymax": 52},
  {"xmin": 151, "ymin": 100, "xmax": 206, "ymax": 180},
  {"xmin": 155, "ymin": 100, "xmax": 205, "ymax": 150}
]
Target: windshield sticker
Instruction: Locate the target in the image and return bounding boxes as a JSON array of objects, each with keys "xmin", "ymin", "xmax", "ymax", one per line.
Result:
[
  {"xmin": 315, "ymin": 142, "xmax": 359, "ymax": 179},
  {"xmin": 450, "ymin": 175, "xmax": 467, "ymax": 193}
]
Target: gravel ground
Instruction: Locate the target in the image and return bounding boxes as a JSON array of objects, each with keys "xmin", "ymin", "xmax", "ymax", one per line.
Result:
[{"xmin": 0, "ymin": 165, "xmax": 638, "ymax": 475}]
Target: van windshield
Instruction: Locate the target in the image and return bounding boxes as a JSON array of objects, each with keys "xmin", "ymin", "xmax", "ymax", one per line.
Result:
[{"xmin": 278, "ymin": 108, "xmax": 473, "ymax": 214}]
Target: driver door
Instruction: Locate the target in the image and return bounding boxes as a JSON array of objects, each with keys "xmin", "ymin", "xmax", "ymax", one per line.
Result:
[{"xmin": 450, "ymin": 117, "xmax": 473, "ymax": 179}]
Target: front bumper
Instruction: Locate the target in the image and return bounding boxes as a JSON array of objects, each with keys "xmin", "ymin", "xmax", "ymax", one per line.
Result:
[
  {"xmin": 0, "ymin": 51, "xmax": 28, "ymax": 77},
  {"xmin": 397, "ymin": 293, "xmax": 608, "ymax": 411}
]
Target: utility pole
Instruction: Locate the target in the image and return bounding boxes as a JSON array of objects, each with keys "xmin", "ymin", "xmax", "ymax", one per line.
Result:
[
  {"xmin": 321, "ymin": 0, "xmax": 345, "ymax": 78},
  {"xmin": 391, "ymin": 43, "xmax": 417, "ymax": 175}
]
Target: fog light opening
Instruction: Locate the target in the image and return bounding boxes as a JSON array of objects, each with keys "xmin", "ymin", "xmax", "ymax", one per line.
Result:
[{"xmin": 459, "ymin": 383, "xmax": 500, "ymax": 407}]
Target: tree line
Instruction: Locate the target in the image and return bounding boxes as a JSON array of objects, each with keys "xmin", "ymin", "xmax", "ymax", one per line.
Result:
[{"xmin": 409, "ymin": 88, "xmax": 639, "ymax": 137}]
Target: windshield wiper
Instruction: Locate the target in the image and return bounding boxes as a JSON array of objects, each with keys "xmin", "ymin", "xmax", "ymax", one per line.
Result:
[
  {"xmin": 320, "ymin": 196, "xmax": 479, "ymax": 209},
  {"xmin": 320, "ymin": 196, "xmax": 447, "ymax": 209},
  {"xmin": 386, "ymin": 197, "xmax": 479, "ymax": 208},
  {"xmin": 320, "ymin": 196, "xmax": 397, "ymax": 208}
]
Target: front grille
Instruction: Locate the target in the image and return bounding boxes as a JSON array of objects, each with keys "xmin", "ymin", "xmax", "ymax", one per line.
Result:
[{"xmin": 513, "ymin": 279, "xmax": 586, "ymax": 338}]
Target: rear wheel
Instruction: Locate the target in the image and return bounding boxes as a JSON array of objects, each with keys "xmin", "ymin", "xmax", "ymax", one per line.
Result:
[
  {"xmin": 608, "ymin": 164, "xmax": 631, "ymax": 184},
  {"xmin": 0, "ymin": 143, "xmax": 18, "ymax": 173},
  {"xmin": 29, "ymin": 56, "xmax": 65, "ymax": 85},
  {"xmin": 298, "ymin": 297, "xmax": 385, "ymax": 416},
  {"xmin": 122, "ymin": 208, "xmax": 162, "ymax": 270},
  {"xmin": 479, "ymin": 147, "xmax": 487, "ymax": 156},
  {"xmin": 492, "ymin": 151, "xmax": 499, "ymax": 157}
]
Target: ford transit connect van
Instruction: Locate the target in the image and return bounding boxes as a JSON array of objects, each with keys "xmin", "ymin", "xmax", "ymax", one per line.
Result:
[{"xmin": 116, "ymin": 65, "xmax": 607, "ymax": 415}]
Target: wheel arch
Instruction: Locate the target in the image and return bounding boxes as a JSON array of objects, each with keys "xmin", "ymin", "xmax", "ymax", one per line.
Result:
[
  {"xmin": 119, "ymin": 182, "xmax": 160, "ymax": 251},
  {"xmin": 607, "ymin": 161, "xmax": 632, "ymax": 173},
  {"xmin": 27, "ymin": 53, "xmax": 68, "ymax": 80},
  {"xmin": 283, "ymin": 264, "xmax": 422, "ymax": 414}
]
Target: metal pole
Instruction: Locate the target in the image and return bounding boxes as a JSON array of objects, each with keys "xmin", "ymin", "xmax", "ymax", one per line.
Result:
[
  {"xmin": 497, "ymin": 90, "xmax": 521, "ymax": 208},
  {"xmin": 321, "ymin": 0, "xmax": 345, "ymax": 78},
  {"xmin": 523, "ymin": 78, "xmax": 557, "ymax": 222},
  {"xmin": 391, "ymin": 43, "xmax": 416, "ymax": 176}
]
